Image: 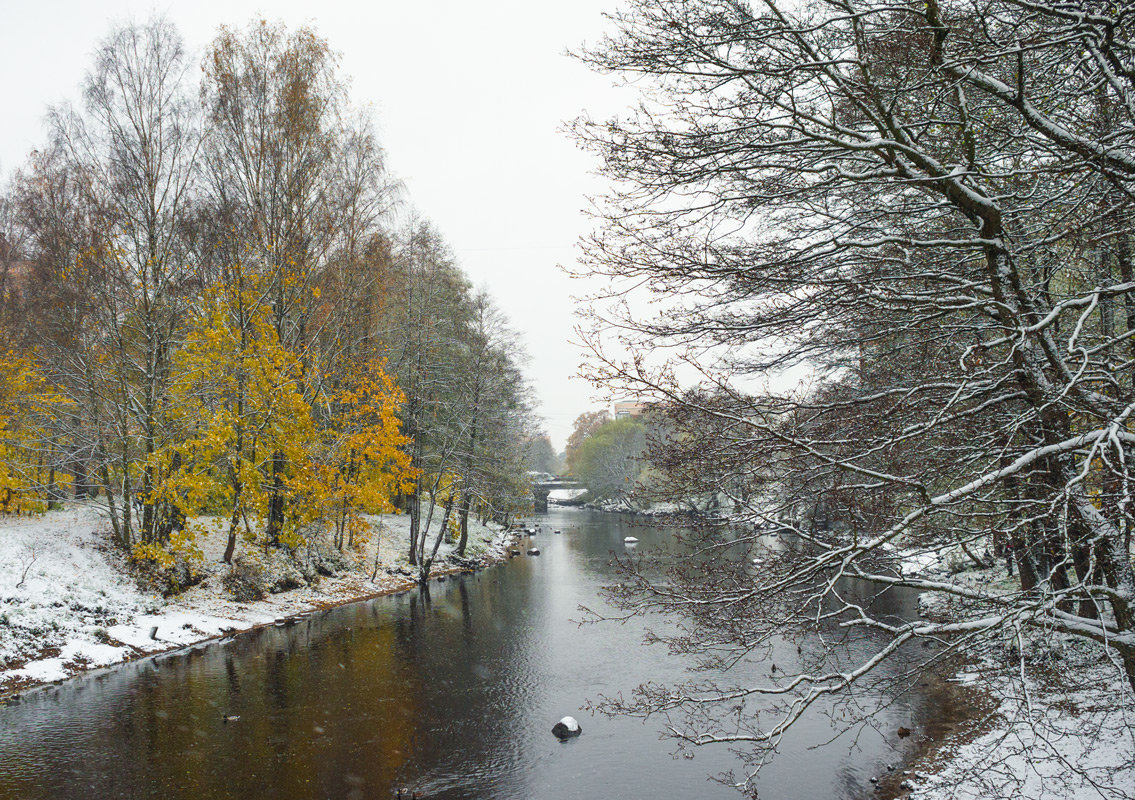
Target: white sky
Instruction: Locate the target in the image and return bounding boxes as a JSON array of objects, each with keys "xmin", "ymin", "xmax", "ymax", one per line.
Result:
[{"xmin": 0, "ymin": 0, "xmax": 635, "ymax": 449}]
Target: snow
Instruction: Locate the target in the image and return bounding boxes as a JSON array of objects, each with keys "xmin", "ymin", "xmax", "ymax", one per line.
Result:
[
  {"xmin": 0, "ymin": 507, "xmax": 154, "ymax": 678},
  {"xmin": 0, "ymin": 504, "xmax": 513, "ymax": 693},
  {"xmin": 893, "ymin": 542, "xmax": 1135, "ymax": 800},
  {"xmin": 898, "ymin": 549, "xmax": 939, "ymax": 578},
  {"xmin": 547, "ymin": 488, "xmax": 586, "ymax": 502},
  {"xmin": 552, "ymin": 715, "xmax": 582, "ymax": 739},
  {"xmin": 910, "ymin": 659, "xmax": 1135, "ymax": 800}
]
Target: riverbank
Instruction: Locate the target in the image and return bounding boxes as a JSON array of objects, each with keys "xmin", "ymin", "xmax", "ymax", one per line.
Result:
[
  {"xmin": 0, "ymin": 506, "xmax": 920, "ymax": 800},
  {"xmin": 0, "ymin": 505, "xmax": 517, "ymax": 699},
  {"xmin": 890, "ymin": 547, "xmax": 1135, "ymax": 799}
]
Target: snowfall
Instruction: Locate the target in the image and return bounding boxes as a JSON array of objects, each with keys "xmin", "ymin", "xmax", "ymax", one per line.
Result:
[{"xmin": 0, "ymin": 504, "xmax": 513, "ymax": 695}]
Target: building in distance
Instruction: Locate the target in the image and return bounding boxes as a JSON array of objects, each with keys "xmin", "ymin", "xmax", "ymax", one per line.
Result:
[{"xmin": 613, "ymin": 400, "xmax": 648, "ymax": 419}]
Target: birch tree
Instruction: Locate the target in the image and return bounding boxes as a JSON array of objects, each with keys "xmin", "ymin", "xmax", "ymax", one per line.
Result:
[
  {"xmin": 43, "ymin": 18, "xmax": 199, "ymax": 546},
  {"xmin": 201, "ymin": 20, "xmax": 347, "ymax": 546}
]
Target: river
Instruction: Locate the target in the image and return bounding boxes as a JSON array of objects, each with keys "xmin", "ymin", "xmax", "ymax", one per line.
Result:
[{"xmin": 0, "ymin": 508, "xmax": 932, "ymax": 799}]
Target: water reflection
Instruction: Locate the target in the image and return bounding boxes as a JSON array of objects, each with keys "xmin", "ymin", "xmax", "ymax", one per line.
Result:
[{"xmin": 0, "ymin": 509, "xmax": 932, "ymax": 799}]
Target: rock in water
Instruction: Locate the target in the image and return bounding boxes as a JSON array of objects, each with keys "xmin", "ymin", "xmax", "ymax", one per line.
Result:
[
  {"xmin": 527, "ymin": 548, "xmax": 541, "ymax": 556},
  {"xmin": 552, "ymin": 716, "xmax": 582, "ymax": 739},
  {"xmin": 624, "ymin": 536, "xmax": 639, "ymax": 544}
]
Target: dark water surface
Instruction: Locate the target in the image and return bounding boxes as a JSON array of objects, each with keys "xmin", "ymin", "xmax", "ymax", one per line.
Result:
[{"xmin": 0, "ymin": 509, "xmax": 930, "ymax": 799}]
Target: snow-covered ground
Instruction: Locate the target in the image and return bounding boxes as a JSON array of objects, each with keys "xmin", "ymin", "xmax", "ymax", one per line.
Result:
[
  {"xmin": 909, "ymin": 660, "xmax": 1135, "ymax": 799},
  {"xmin": 0, "ymin": 505, "xmax": 513, "ymax": 695},
  {"xmin": 894, "ymin": 546, "xmax": 1135, "ymax": 800}
]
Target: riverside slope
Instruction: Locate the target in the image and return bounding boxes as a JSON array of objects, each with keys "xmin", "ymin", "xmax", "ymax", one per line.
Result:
[{"xmin": 0, "ymin": 506, "xmax": 514, "ymax": 697}]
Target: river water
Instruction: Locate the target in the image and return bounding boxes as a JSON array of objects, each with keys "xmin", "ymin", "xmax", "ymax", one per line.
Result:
[{"xmin": 0, "ymin": 508, "xmax": 931, "ymax": 799}]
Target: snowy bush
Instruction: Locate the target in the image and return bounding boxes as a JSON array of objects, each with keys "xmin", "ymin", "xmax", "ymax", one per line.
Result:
[
  {"xmin": 222, "ymin": 556, "xmax": 267, "ymax": 601},
  {"xmin": 133, "ymin": 553, "xmax": 204, "ymax": 597}
]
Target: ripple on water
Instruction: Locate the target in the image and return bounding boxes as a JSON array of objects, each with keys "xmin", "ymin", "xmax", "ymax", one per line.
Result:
[{"xmin": 0, "ymin": 509, "xmax": 925, "ymax": 800}]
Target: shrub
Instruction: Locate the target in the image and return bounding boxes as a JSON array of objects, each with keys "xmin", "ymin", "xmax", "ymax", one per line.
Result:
[{"xmin": 222, "ymin": 556, "xmax": 267, "ymax": 601}]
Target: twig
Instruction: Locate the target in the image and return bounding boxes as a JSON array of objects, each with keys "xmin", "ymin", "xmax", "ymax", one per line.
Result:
[{"xmin": 15, "ymin": 544, "xmax": 37, "ymax": 589}]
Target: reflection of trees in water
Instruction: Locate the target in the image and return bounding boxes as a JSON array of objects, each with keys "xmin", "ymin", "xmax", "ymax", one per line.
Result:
[
  {"xmin": 590, "ymin": 514, "xmax": 930, "ymax": 793},
  {"xmin": 0, "ymin": 511, "xmax": 928, "ymax": 800}
]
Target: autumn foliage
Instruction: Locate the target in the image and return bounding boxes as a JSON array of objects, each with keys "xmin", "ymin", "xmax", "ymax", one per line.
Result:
[
  {"xmin": 0, "ymin": 17, "xmax": 535, "ymax": 588},
  {"xmin": 0, "ymin": 352, "xmax": 69, "ymax": 513},
  {"xmin": 129, "ymin": 275, "xmax": 413, "ymax": 568}
]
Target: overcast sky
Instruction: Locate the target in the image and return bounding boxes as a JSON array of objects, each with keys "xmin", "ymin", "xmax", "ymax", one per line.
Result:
[{"xmin": 0, "ymin": 0, "xmax": 635, "ymax": 449}]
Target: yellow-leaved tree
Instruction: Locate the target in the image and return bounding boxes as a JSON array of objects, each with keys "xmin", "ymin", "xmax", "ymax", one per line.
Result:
[
  {"xmin": 152, "ymin": 274, "xmax": 319, "ymax": 565},
  {"xmin": 0, "ymin": 352, "xmax": 69, "ymax": 514},
  {"xmin": 140, "ymin": 268, "xmax": 415, "ymax": 571},
  {"xmin": 323, "ymin": 357, "xmax": 414, "ymax": 552}
]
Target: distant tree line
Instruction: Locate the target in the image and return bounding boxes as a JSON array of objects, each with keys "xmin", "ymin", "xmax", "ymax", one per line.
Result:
[{"xmin": 563, "ymin": 408, "xmax": 652, "ymax": 509}]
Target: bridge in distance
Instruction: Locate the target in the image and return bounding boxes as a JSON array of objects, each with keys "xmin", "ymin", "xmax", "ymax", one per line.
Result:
[{"xmin": 531, "ymin": 476, "xmax": 584, "ymax": 512}]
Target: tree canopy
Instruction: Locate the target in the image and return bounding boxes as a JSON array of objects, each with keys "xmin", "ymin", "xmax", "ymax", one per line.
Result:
[
  {"xmin": 0, "ymin": 17, "xmax": 541, "ymax": 585},
  {"xmin": 575, "ymin": 0, "xmax": 1135, "ymax": 793}
]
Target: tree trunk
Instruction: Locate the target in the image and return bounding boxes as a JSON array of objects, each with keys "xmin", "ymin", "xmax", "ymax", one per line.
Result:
[
  {"xmin": 266, "ymin": 449, "xmax": 285, "ymax": 547},
  {"xmin": 99, "ymin": 462, "xmax": 125, "ymax": 548},
  {"xmin": 408, "ymin": 479, "xmax": 420, "ymax": 566},
  {"xmin": 1114, "ymin": 219, "xmax": 1135, "ymax": 364},
  {"xmin": 457, "ymin": 487, "xmax": 472, "ymax": 557},
  {"xmin": 224, "ymin": 473, "xmax": 243, "ymax": 565},
  {"xmin": 223, "ymin": 504, "xmax": 240, "ymax": 565},
  {"xmin": 418, "ymin": 493, "xmax": 454, "ymax": 586}
]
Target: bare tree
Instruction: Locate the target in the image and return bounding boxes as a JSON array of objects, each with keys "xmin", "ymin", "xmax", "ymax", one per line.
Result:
[
  {"xmin": 378, "ymin": 221, "xmax": 473, "ymax": 576},
  {"xmin": 574, "ymin": 0, "xmax": 1135, "ymax": 794},
  {"xmin": 452, "ymin": 289, "xmax": 534, "ymax": 554},
  {"xmin": 525, "ymin": 433, "xmax": 559, "ymax": 475},
  {"xmin": 375, "ymin": 224, "xmax": 535, "ymax": 578},
  {"xmin": 41, "ymin": 18, "xmax": 199, "ymax": 546},
  {"xmin": 200, "ymin": 19, "xmax": 345, "ymax": 354}
]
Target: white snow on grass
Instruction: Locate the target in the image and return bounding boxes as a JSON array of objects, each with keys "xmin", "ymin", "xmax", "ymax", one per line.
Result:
[
  {"xmin": 910, "ymin": 658, "xmax": 1135, "ymax": 800},
  {"xmin": 887, "ymin": 542, "xmax": 1135, "ymax": 799},
  {"xmin": 0, "ymin": 506, "xmax": 155, "ymax": 676},
  {"xmin": 898, "ymin": 548, "xmax": 939, "ymax": 578},
  {"xmin": 0, "ymin": 504, "xmax": 512, "ymax": 692}
]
